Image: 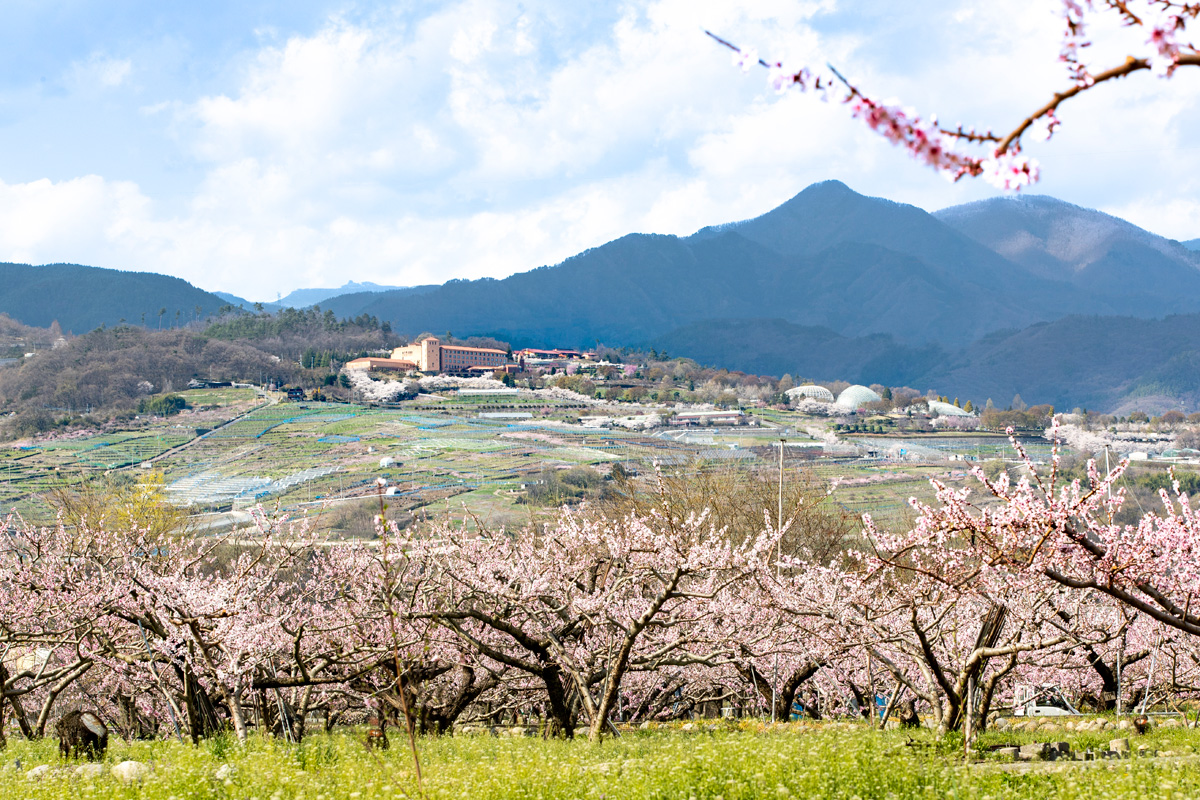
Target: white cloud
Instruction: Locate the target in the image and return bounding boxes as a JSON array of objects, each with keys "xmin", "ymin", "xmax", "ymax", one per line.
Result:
[
  {"xmin": 0, "ymin": 175, "xmax": 147, "ymax": 263},
  {"xmin": 68, "ymin": 54, "xmax": 133, "ymax": 90},
  {"xmin": 1, "ymin": 0, "xmax": 1197, "ymax": 301}
]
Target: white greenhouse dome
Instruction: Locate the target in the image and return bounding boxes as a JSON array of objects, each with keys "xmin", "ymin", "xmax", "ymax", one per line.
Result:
[
  {"xmin": 927, "ymin": 400, "xmax": 973, "ymax": 417},
  {"xmin": 835, "ymin": 385, "xmax": 883, "ymax": 410},
  {"xmin": 786, "ymin": 384, "xmax": 835, "ymax": 403}
]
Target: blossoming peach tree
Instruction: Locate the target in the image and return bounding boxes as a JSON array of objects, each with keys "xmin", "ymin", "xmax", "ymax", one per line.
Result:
[
  {"xmin": 712, "ymin": 1, "xmax": 1199, "ymax": 188},
  {"xmin": 4, "ymin": 437, "xmax": 1200, "ymax": 747}
]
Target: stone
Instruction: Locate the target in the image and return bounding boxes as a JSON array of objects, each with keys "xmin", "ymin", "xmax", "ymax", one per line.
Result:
[
  {"xmin": 111, "ymin": 760, "xmax": 150, "ymax": 784},
  {"xmin": 1110, "ymin": 738, "xmax": 1130, "ymax": 753},
  {"xmin": 996, "ymin": 747, "xmax": 1020, "ymax": 760},
  {"xmin": 1117, "ymin": 719, "xmax": 1131, "ymax": 731},
  {"xmin": 75, "ymin": 763, "xmax": 108, "ymax": 779},
  {"xmin": 26, "ymin": 764, "xmax": 51, "ymax": 780},
  {"xmin": 214, "ymin": 764, "xmax": 234, "ymax": 780},
  {"xmin": 1019, "ymin": 743, "xmax": 1049, "ymax": 761},
  {"xmin": 1050, "ymin": 741, "xmax": 1071, "ymax": 757},
  {"xmin": 992, "ymin": 717, "xmax": 1011, "ymax": 731},
  {"xmin": 639, "ymin": 721, "xmax": 652, "ymax": 730},
  {"xmin": 681, "ymin": 722, "xmax": 696, "ymax": 731}
]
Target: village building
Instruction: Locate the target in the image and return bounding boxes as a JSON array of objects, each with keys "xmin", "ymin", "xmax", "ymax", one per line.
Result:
[
  {"xmin": 513, "ymin": 347, "xmax": 593, "ymax": 361},
  {"xmin": 390, "ymin": 337, "xmax": 508, "ymax": 375},
  {"xmin": 344, "ymin": 357, "xmax": 419, "ymax": 373},
  {"xmin": 670, "ymin": 409, "xmax": 745, "ymax": 426}
]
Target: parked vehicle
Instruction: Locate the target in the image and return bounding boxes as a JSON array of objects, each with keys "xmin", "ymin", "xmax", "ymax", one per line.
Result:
[{"xmin": 1013, "ymin": 684, "xmax": 1080, "ymax": 716}]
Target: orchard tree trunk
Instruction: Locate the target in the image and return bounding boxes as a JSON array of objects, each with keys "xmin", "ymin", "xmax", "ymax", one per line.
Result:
[
  {"xmin": 585, "ymin": 568, "xmax": 684, "ymax": 742},
  {"xmin": 8, "ymin": 691, "xmax": 34, "ymax": 739},
  {"xmin": 736, "ymin": 655, "xmax": 825, "ymax": 722},
  {"xmin": 227, "ymin": 688, "xmax": 249, "ymax": 743},
  {"xmin": 544, "ymin": 670, "xmax": 577, "ymax": 738},
  {"xmin": 0, "ymin": 664, "xmax": 7, "ymax": 751}
]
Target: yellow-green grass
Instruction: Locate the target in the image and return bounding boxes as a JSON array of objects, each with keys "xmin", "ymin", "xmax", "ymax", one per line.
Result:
[{"xmin": 5, "ymin": 723, "xmax": 1200, "ymax": 800}]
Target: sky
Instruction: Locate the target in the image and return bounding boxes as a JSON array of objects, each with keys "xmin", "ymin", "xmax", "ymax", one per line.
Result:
[{"xmin": 1, "ymin": 0, "xmax": 1197, "ymax": 300}]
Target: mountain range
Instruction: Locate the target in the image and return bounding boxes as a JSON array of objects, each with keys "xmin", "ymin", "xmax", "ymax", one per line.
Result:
[
  {"xmin": 321, "ymin": 181, "xmax": 1200, "ymax": 350},
  {"xmin": 215, "ymin": 280, "xmax": 422, "ymax": 311},
  {"xmin": 2, "ymin": 181, "xmax": 1198, "ymax": 411}
]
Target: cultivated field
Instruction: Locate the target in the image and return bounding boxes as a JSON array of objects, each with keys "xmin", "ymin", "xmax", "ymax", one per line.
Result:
[{"xmin": 2, "ymin": 387, "xmax": 1031, "ymax": 531}]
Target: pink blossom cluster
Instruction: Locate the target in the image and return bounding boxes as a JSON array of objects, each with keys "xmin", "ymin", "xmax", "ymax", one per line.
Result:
[
  {"xmin": 1060, "ymin": 1, "xmax": 1198, "ymax": 79},
  {"xmin": 845, "ymin": 96, "xmax": 982, "ymax": 181},
  {"xmin": 1147, "ymin": 10, "xmax": 1189, "ymax": 75},
  {"xmin": 1059, "ymin": 0, "xmax": 1095, "ymax": 85},
  {"xmin": 718, "ymin": 3, "xmax": 1197, "ymax": 188},
  {"xmin": 726, "ymin": 43, "xmax": 1014, "ymax": 186}
]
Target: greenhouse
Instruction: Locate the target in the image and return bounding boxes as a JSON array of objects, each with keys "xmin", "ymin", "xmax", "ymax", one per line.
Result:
[
  {"xmin": 786, "ymin": 384, "xmax": 835, "ymax": 403},
  {"xmin": 927, "ymin": 399, "xmax": 973, "ymax": 417},
  {"xmin": 835, "ymin": 384, "xmax": 882, "ymax": 410}
]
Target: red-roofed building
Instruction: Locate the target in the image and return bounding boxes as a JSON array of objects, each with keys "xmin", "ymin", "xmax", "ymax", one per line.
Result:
[
  {"xmin": 390, "ymin": 338, "xmax": 508, "ymax": 374},
  {"xmin": 344, "ymin": 357, "xmax": 418, "ymax": 372}
]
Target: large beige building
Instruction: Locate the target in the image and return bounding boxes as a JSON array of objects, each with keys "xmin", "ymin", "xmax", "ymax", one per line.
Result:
[{"xmin": 391, "ymin": 337, "xmax": 508, "ymax": 374}]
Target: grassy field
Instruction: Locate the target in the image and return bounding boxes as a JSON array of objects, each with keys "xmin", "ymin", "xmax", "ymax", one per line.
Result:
[{"xmin": 5, "ymin": 723, "xmax": 1200, "ymax": 799}]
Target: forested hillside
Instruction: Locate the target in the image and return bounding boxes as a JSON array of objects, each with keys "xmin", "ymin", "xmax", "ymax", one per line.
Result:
[
  {"xmin": 0, "ymin": 262, "xmax": 229, "ymax": 332},
  {"xmin": 0, "ymin": 309, "xmax": 399, "ymax": 439},
  {"xmin": 0, "ymin": 314, "xmax": 60, "ymax": 358},
  {"xmin": 648, "ymin": 314, "xmax": 1200, "ymax": 413}
]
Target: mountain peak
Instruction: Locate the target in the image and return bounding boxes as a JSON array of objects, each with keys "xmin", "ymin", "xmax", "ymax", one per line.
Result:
[
  {"xmin": 705, "ymin": 180, "xmax": 933, "ymax": 258},
  {"xmin": 936, "ymin": 193, "xmax": 1200, "ymax": 278},
  {"xmin": 794, "ymin": 179, "xmax": 855, "ymax": 197}
]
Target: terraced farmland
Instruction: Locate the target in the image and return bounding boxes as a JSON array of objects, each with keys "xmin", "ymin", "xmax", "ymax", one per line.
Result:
[{"xmin": 2, "ymin": 387, "xmax": 1054, "ymax": 531}]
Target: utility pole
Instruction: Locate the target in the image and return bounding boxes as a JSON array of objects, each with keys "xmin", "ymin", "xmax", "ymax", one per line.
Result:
[
  {"xmin": 778, "ymin": 436, "xmax": 785, "ymax": 545},
  {"xmin": 772, "ymin": 436, "xmax": 785, "ymax": 724},
  {"xmin": 1117, "ymin": 626, "xmax": 1125, "ymax": 716}
]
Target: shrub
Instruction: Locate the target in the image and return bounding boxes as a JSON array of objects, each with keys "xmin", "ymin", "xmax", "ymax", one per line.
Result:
[{"xmin": 138, "ymin": 393, "xmax": 189, "ymax": 417}]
